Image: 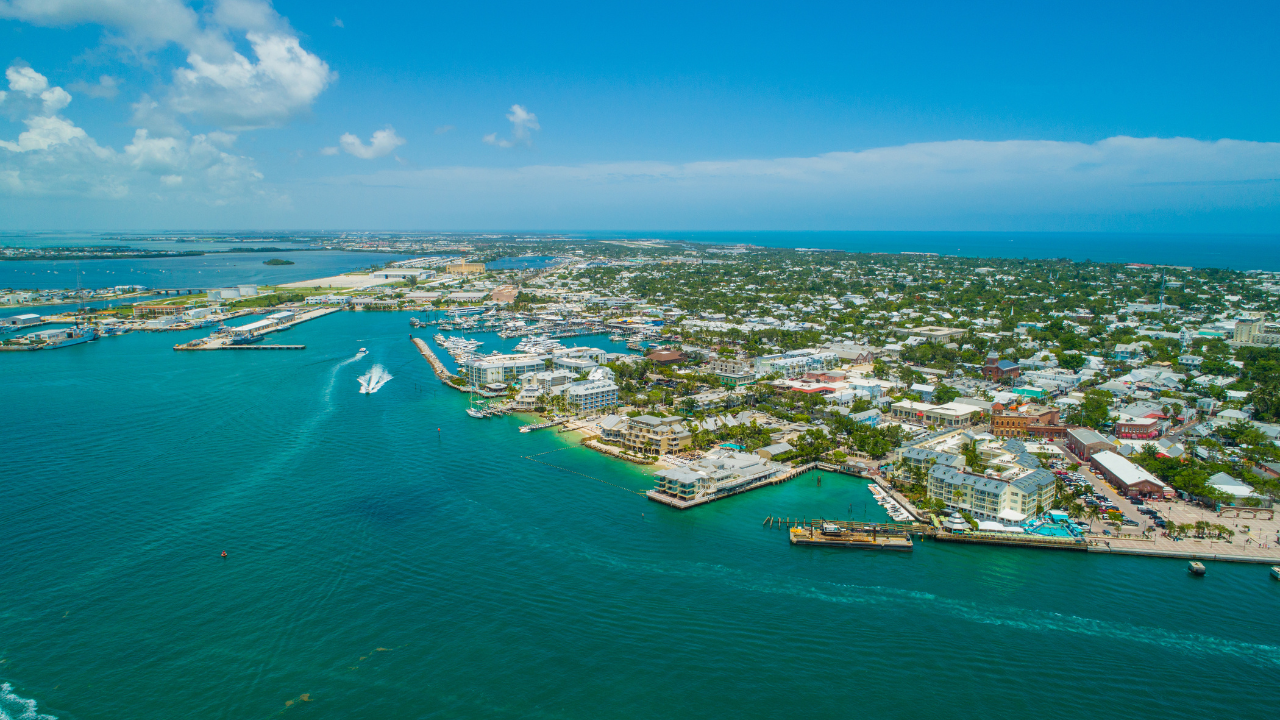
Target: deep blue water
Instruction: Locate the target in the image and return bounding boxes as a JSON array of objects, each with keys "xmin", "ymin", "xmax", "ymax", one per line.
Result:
[
  {"xmin": 1, "ymin": 310, "xmax": 1276, "ymax": 719},
  {"xmin": 585, "ymin": 231, "xmax": 1280, "ymax": 270},
  {"xmin": 0, "ymin": 251, "xmax": 409, "ymax": 291}
]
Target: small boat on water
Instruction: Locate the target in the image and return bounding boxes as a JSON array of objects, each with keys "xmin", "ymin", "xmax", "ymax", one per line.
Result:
[
  {"xmin": 356, "ymin": 347, "xmax": 367, "ymax": 358},
  {"xmin": 1270, "ymin": 566, "xmax": 1280, "ymax": 580},
  {"xmin": 1188, "ymin": 561, "xmax": 1207, "ymax": 576}
]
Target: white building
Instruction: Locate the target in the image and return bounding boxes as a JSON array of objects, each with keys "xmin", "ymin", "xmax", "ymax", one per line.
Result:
[
  {"xmin": 460, "ymin": 353, "xmax": 544, "ymax": 386},
  {"xmin": 565, "ymin": 379, "xmax": 619, "ymax": 413}
]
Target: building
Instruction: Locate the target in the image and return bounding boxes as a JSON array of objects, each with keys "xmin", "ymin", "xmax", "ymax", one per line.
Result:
[
  {"xmin": 650, "ymin": 448, "xmax": 786, "ymax": 505},
  {"xmin": 709, "ymin": 356, "xmax": 755, "ymax": 386},
  {"xmin": 0, "ymin": 313, "xmax": 42, "ymax": 327},
  {"xmin": 446, "ymin": 263, "xmax": 486, "ymax": 275},
  {"xmin": 754, "ymin": 350, "xmax": 839, "ymax": 379},
  {"xmin": 1066, "ymin": 427, "xmax": 1114, "ymax": 460},
  {"xmin": 989, "ymin": 404, "xmax": 1066, "ymax": 439},
  {"xmin": 621, "ymin": 415, "xmax": 692, "ymax": 455},
  {"xmin": 1206, "ymin": 472, "xmax": 1268, "ymax": 506},
  {"xmin": 927, "ymin": 465, "xmax": 1057, "ymax": 521},
  {"xmin": 893, "ymin": 326, "xmax": 967, "ymax": 342},
  {"xmin": 982, "ymin": 352, "xmax": 1021, "ymax": 381},
  {"xmin": 825, "ymin": 343, "xmax": 876, "ymax": 364},
  {"xmin": 133, "ymin": 305, "xmax": 185, "ymax": 318},
  {"xmin": 899, "ymin": 447, "xmax": 965, "ymax": 474},
  {"xmin": 459, "ymin": 353, "xmax": 543, "ymax": 387},
  {"xmin": 756, "ymin": 442, "xmax": 793, "ymax": 460},
  {"xmin": 564, "ymin": 379, "xmax": 619, "ymax": 413},
  {"xmin": 1089, "ymin": 451, "xmax": 1173, "ymax": 498},
  {"xmin": 1115, "ymin": 417, "xmax": 1161, "ymax": 440},
  {"xmin": 644, "ymin": 349, "xmax": 685, "ymax": 366},
  {"xmin": 371, "ymin": 268, "xmax": 433, "ymax": 281}
]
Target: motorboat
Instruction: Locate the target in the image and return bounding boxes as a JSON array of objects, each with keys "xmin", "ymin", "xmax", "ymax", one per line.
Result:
[
  {"xmin": 1270, "ymin": 566, "xmax": 1280, "ymax": 580},
  {"xmin": 356, "ymin": 347, "xmax": 368, "ymax": 358},
  {"xmin": 1188, "ymin": 561, "xmax": 1206, "ymax": 576}
]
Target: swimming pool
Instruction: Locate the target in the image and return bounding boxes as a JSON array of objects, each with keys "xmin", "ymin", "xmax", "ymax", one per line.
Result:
[{"xmin": 1028, "ymin": 522, "xmax": 1080, "ymax": 537}]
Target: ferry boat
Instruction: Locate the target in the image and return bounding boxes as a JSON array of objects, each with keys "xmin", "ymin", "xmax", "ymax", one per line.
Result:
[{"xmin": 1188, "ymin": 561, "xmax": 1206, "ymax": 576}]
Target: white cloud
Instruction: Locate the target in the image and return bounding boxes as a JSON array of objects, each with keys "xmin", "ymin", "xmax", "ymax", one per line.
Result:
[
  {"xmin": 332, "ymin": 17, "xmax": 343, "ymax": 28},
  {"xmin": 68, "ymin": 74, "xmax": 122, "ymax": 99},
  {"xmin": 172, "ymin": 32, "xmax": 335, "ymax": 129},
  {"xmin": 483, "ymin": 104, "xmax": 539, "ymax": 148},
  {"xmin": 6, "ymin": 65, "xmax": 48, "ymax": 94},
  {"xmin": 1, "ymin": 62, "xmax": 265, "ymax": 202},
  {"xmin": 320, "ymin": 146, "xmax": 339, "ymax": 156},
  {"xmin": 0, "ymin": 0, "xmax": 333, "ymax": 129},
  {"xmin": 337, "ymin": 126, "xmax": 405, "ymax": 159}
]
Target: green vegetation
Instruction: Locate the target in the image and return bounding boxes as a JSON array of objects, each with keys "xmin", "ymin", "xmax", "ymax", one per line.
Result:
[{"xmin": 263, "ymin": 258, "xmax": 295, "ymax": 265}]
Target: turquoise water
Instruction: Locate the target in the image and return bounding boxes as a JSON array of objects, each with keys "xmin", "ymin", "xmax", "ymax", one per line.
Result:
[
  {"xmin": 0, "ymin": 251, "xmax": 409, "ymax": 291},
  {"xmin": 2, "ymin": 311, "xmax": 1278, "ymax": 719}
]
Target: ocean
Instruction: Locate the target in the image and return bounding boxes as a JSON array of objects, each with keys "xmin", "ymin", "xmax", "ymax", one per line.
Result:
[
  {"xmin": 0, "ymin": 251, "xmax": 410, "ymax": 292},
  {"xmin": 586, "ymin": 231, "xmax": 1280, "ymax": 271},
  {"xmin": 1, "ymin": 310, "xmax": 1276, "ymax": 719}
]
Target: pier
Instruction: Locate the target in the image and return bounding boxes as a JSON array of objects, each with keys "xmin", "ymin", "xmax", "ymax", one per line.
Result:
[
  {"xmin": 786, "ymin": 521, "xmax": 917, "ymax": 551},
  {"xmin": 410, "ymin": 337, "xmax": 466, "ymax": 388},
  {"xmin": 173, "ymin": 306, "xmax": 340, "ymax": 351}
]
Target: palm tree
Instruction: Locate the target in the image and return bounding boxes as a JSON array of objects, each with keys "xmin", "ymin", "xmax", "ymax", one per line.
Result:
[
  {"xmin": 1067, "ymin": 501, "xmax": 1084, "ymax": 520},
  {"xmin": 1084, "ymin": 506, "xmax": 1102, "ymax": 532}
]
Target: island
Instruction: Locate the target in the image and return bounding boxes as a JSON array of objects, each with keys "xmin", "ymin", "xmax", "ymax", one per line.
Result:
[{"xmin": 263, "ymin": 258, "xmax": 295, "ymax": 266}]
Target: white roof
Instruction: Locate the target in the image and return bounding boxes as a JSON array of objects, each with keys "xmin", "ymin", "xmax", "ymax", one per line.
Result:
[
  {"xmin": 997, "ymin": 509, "xmax": 1027, "ymax": 522},
  {"xmin": 1092, "ymin": 451, "xmax": 1168, "ymax": 490}
]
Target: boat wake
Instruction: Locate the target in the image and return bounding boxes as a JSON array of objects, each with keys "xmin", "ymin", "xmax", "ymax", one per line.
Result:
[
  {"xmin": 0, "ymin": 683, "xmax": 57, "ymax": 720},
  {"xmin": 358, "ymin": 365, "xmax": 393, "ymax": 394}
]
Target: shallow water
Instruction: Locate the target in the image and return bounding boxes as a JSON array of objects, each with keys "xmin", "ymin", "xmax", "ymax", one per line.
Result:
[{"xmin": 1, "ymin": 310, "xmax": 1276, "ymax": 719}]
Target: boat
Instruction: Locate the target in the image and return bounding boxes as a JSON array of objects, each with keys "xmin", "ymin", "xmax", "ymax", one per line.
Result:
[
  {"xmin": 1270, "ymin": 566, "xmax": 1280, "ymax": 580},
  {"xmin": 356, "ymin": 347, "xmax": 367, "ymax": 358},
  {"xmin": 1188, "ymin": 561, "xmax": 1206, "ymax": 576},
  {"xmin": 27, "ymin": 326, "xmax": 97, "ymax": 348},
  {"xmin": 465, "ymin": 408, "xmax": 486, "ymax": 418}
]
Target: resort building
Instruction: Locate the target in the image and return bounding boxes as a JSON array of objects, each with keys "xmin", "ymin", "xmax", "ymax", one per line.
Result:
[
  {"xmin": 650, "ymin": 449, "xmax": 786, "ymax": 505},
  {"xmin": 1089, "ymin": 451, "xmax": 1174, "ymax": 498},
  {"xmin": 620, "ymin": 415, "xmax": 692, "ymax": 455},
  {"xmin": 564, "ymin": 379, "xmax": 619, "ymax": 413},
  {"xmin": 459, "ymin": 353, "xmax": 544, "ymax": 387},
  {"xmin": 709, "ymin": 356, "xmax": 756, "ymax": 386},
  {"xmin": 753, "ymin": 350, "xmax": 839, "ymax": 379},
  {"xmin": 927, "ymin": 465, "xmax": 1058, "ymax": 521}
]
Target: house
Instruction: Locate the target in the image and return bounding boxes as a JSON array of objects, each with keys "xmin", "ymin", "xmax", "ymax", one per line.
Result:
[
  {"xmin": 1112, "ymin": 343, "xmax": 1146, "ymax": 362},
  {"xmin": 850, "ymin": 409, "xmax": 882, "ymax": 426},
  {"xmin": 1206, "ymin": 472, "xmax": 1268, "ymax": 506},
  {"xmin": 756, "ymin": 442, "xmax": 793, "ymax": 460},
  {"xmin": 911, "ymin": 383, "xmax": 936, "ymax": 402},
  {"xmin": 982, "ymin": 352, "xmax": 1021, "ymax": 381},
  {"xmin": 646, "ymin": 349, "xmax": 687, "ymax": 366}
]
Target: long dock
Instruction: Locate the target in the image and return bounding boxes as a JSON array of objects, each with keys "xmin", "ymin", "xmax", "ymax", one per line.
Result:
[
  {"xmin": 933, "ymin": 531, "xmax": 1087, "ymax": 551},
  {"xmin": 173, "ymin": 306, "xmax": 340, "ymax": 350},
  {"xmin": 1086, "ymin": 544, "xmax": 1280, "ymax": 564},
  {"xmin": 411, "ymin": 337, "xmax": 464, "ymax": 388}
]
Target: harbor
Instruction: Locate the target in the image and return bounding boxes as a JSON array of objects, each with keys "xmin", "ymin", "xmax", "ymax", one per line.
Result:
[{"xmin": 173, "ymin": 306, "xmax": 342, "ymax": 351}]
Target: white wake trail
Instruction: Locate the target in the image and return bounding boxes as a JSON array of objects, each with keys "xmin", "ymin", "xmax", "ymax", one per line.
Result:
[{"xmin": 357, "ymin": 364, "xmax": 393, "ymax": 394}]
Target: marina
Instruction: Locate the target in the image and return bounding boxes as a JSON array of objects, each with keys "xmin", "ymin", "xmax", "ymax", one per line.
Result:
[{"xmin": 787, "ymin": 520, "xmax": 917, "ymax": 551}]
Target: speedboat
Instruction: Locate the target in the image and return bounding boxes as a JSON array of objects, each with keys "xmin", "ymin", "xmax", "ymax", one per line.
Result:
[{"xmin": 356, "ymin": 347, "xmax": 367, "ymax": 358}]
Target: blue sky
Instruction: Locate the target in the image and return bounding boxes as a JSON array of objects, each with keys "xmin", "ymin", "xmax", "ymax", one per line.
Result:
[{"xmin": 1, "ymin": 0, "xmax": 1278, "ymax": 231}]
